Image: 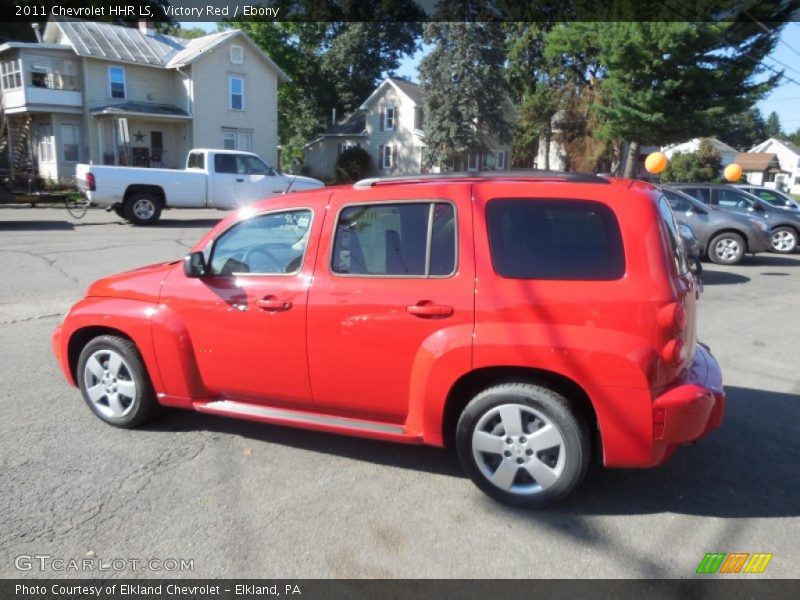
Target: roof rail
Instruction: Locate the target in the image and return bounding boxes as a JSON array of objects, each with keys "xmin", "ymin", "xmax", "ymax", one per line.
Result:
[{"xmin": 353, "ymin": 170, "xmax": 611, "ymax": 189}]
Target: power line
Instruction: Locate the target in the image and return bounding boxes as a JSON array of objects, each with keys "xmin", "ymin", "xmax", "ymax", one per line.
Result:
[{"xmin": 744, "ymin": 11, "xmax": 800, "ymax": 61}]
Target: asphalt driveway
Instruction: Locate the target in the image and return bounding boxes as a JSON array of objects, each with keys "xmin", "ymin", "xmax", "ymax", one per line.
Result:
[{"xmin": 1, "ymin": 206, "xmax": 798, "ymax": 578}]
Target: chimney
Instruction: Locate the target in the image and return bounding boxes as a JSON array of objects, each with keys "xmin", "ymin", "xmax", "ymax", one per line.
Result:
[
  {"xmin": 138, "ymin": 20, "xmax": 154, "ymax": 36},
  {"xmin": 332, "ymin": 108, "xmax": 337, "ymax": 125},
  {"xmin": 31, "ymin": 23, "xmax": 43, "ymax": 43}
]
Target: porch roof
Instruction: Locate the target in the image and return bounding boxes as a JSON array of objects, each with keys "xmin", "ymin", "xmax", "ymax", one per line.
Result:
[{"xmin": 90, "ymin": 102, "xmax": 191, "ymax": 120}]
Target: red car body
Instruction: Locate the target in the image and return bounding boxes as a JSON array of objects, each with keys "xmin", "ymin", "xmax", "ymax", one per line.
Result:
[{"xmin": 53, "ymin": 175, "xmax": 724, "ymax": 473}]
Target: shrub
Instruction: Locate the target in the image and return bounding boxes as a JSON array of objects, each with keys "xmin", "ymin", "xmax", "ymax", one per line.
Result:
[{"xmin": 334, "ymin": 146, "xmax": 372, "ymax": 183}]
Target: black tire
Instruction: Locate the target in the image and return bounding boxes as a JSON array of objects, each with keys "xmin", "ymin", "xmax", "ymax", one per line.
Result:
[
  {"xmin": 123, "ymin": 193, "xmax": 162, "ymax": 225},
  {"xmin": 707, "ymin": 232, "xmax": 745, "ymax": 265},
  {"xmin": 456, "ymin": 383, "xmax": 590, "ymax": 509},
  {"xmin": 770, "ymin": 226, "xmax": 798, "ymax": 254},
  {"xmin": 76, "ymin": 335, "xmax": 159, "ymax": 428}
]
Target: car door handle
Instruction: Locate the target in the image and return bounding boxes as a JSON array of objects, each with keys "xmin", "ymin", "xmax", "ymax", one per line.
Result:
[
  {"xmin": 406, "ymin": 302, "xmax": 453, "ymax": 317},
  {"xmin": 256, "ymin": 297, "xmax": 292, "ymax": 311},
  {"xmin": 236, "ymin": 178, "xmax": 244, "ymax": 182}
]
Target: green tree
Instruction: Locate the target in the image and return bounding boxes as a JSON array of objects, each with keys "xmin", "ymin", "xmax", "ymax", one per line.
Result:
[
  {"xmin": 721, "ymin": 107, "xmax": 766, "ymax": 151},
  {"xmin": 334, "ymin": 146, "xmax": 373, "ymax": 183},
  {"xmin": 419, "ymin": 22, "xmax": 511, "ymax": 169},
  {"xmin": 764, "ymin": 111, "xmax": 784, "ymax": 139},
  {"xmin": 552, "ymin": 15, "xmax": 790, "ymax": 177},
  {"xmin": 662, "ymin": 139, "xmax": 722, "ymax": 183},
  {"xmin": 228, "ymin": 2, "xmax": 421, "ymax": 170}
]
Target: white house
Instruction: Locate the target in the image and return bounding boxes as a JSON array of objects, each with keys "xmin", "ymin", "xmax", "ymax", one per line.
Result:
[
  {"xmin": 661, "ymin": 137, "xmax": 739, "ymax": 168},
  {"xmin": 735, "ymin": 152, "xmax": 788, "ymax": 187},
  {"xmin": 749, "ymin": 138, "xmax": 800, "ymax": 194},
  {"xmin": 0, "ymin": 19, "xmax": 288, "ymax": 181},
  {"xmin": 303, "ymin": 77, "xmax": 513, "ymax": 180}
]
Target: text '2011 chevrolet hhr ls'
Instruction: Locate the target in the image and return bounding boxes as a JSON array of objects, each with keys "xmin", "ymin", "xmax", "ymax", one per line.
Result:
[{"xmin": 53, "ymin": 173, "xmax": 725, "ymax": 508}]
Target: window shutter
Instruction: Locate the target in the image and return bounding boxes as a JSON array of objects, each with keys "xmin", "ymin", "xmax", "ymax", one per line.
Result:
[
  {"xmin": 379, "ymin": 145, "xmax": 384, "ymax": 169},
  {"xmin": 392, "ymin": 145, "xmax": 397, "ymax": 171},
  {"xmin": 379, "ymin": 110, "xmax": 384, "ymax": 132},
  {"xmin": 393, "ymin": 106, "xmax": 398, "ymax": 128}
]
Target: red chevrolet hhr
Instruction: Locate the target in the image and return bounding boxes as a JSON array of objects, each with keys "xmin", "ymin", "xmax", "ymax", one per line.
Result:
[{"xmin": 53, "ymin": 173, "xmax": 725, "ymax": 508}]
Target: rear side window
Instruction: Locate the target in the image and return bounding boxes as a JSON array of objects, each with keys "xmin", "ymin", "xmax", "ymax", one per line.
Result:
[
  {"xmin": 658, "ymin": 197, "xmax": 689, "ymax": 276},
  {"xmin": 486, "ymin": 199, "xmax": 624, "ymax": 280},
  {"xmin": 680, "ymin": 187, "xmax": 710, "ymax": 204},
  {"xmin": 187, "ymin": 152, "xmax": 204, "ymax": 170},
  {"xmin": 331, "ymin": 202, "xmax": 456, "ymax": 277}
]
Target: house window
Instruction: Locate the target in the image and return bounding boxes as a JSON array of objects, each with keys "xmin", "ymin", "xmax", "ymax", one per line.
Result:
[
  {"xmin": 385, "ymin": 106, "xmax": 395, "ymax": 131},
  {"xmin": 414, "ymin": 107, "xmax": 423, "ymax": 130},
  {"xmin": 222, "ymin": 129, "xmax": 253, "ymax": 151},
  {"xmin": 467, "ymin": 153, "xmax": 479, "ymax": 172},
  {"xmin": 109, "ymin": 66, "xmax": 126, "ymax": 99},
  {"xmin": 1, "ymin": 59, "xmax": 22, "ymax": 89},
  {"xmin": 37, "ymin": 124, "xmax": 54, "ymax": 163},
  {"xmin": 61, "ymin": 124, "xmax": 79, "ymax": 162},
  {"xmin": 58, "ymin": 59, "xmax": 79, "ymax": 90},
  {"xmin": 496, "ymin": 151, "xmax": 506, "ymax": 170},
  {"xmin": 230, "ymin": 45, "xmax": 243, "ymax": 64},
  {"xmin": 30, "ymin": 59, "xmax": 54, "ymax": 89},
  {"xmin": 380, "ymin": 144, "xmax": 393, "ymax": 169},
  {"xmin": 337, "ymin": 142, "xmax": 359, "ymax": 155},
  {"xmin": 229, "ymin": 77, "xmax": 244, "ymax": 110}
]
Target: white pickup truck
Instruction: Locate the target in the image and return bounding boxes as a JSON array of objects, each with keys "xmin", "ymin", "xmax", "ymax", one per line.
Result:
[{"xmin": 75, "ymin": 148, "xmax": 324, "ymax": 225}]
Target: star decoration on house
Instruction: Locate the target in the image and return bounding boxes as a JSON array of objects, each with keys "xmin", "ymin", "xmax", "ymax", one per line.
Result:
[{"xmin": 134, "ymin": 130, "xmax": 146, "ymax": 142}]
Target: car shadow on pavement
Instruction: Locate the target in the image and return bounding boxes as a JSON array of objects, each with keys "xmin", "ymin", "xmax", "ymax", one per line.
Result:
[
  {"xmin": 741, "ymin": 254, "xmax": 800, "ymax": 267},
  {"xmin": 699, "ymin": 270, "xmax": 750, "ymax": 285},
  {"xmin": 145, "ymin": 409, "xmax": 463, "ymax": 478},
  {"xmin": 148, "ymin": 218, "xmax": 223, "ymax": 229},
  {"xmin": 0, "ymin": 220, "xmax": 75, "ymax": 231},
  {"xmin": 549, "ymin": 385, "xmax": 800, "ymax": 518}
]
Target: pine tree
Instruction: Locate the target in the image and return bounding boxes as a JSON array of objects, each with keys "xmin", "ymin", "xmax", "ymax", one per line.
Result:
[
  {"xmin": 764, "ymin": 111, "xmax": 785, "ymax": 139},
  {"xmin": 419, "ymin": 22, "xmax": 511, "ymax": 169}
]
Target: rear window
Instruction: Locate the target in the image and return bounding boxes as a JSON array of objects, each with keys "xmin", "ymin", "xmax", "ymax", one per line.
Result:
[{"xmin": 486, "ymin": 198, "xmax": 625, "ymax": 280}]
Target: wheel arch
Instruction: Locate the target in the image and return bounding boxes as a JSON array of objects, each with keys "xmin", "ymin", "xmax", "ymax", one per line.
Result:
[
  {"xmin": 67, "ymin": 326, "xmax": 138, "ymax": 385},
  {"xmin": 123, "ymin": 185, "xmax": 166, "ymax": 207},
  {"xmin": 707, "ymin": 228, "xmax": 749, "ymax": 253},
  {"xmin": 441, "ymin": 366, "xmax": 600, "ymax": 455}
]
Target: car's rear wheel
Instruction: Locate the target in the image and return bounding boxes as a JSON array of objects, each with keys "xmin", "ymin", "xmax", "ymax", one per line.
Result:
[
  {"xmin": 123, "ymin": 193, "xmax": 162, "ymax": 225},
  {"xmin": 708, "ymin": 232, "xmax": 745, "ymax": 265},
  {"xmin": 76, "ymin": 335, "xmax": 159, "ymax": 428},
  {"xmin": 770, "ymin": 227, "xmax": 797, "ymax": 254},
  {"xmin": 456, "ymin": 383, "xmax": 590, "ymax": 508}
]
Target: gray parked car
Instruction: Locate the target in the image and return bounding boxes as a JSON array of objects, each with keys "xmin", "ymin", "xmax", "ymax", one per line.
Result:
[
  {"xmin": 669, "ymin": 182, "xmax": 800, "ymax": 254},
  {"xmin": 659, "ymin": 185, "xmax": 772, "ymax": 265},
  {"xmin": 735, "ymin": 184, "xmax": 800, "ymax": 212}
]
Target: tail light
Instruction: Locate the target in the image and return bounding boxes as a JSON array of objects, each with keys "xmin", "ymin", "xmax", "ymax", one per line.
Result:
[
  {"xmin": 85, "ymin": 172, "xmax": 96, "ymax": 191},
  {"xmin": 658, "ymin": 302, "xmax": 686, "ymax": 367},
  {"xmin": 661, "ymin": 339, "xmax": 686, "ymax": 367}
]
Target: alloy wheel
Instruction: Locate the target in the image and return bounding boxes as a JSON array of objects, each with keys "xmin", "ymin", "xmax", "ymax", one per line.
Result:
[
  {"xmin": 82, "ymin": 349, "xmax": 137, "ymax": 419},
  {"xmin": 471, "ymin": 403, "xmax": 566, "ymax": 496}
]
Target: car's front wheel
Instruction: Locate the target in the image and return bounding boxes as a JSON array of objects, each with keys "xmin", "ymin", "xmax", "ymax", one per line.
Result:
[
  {"xmin": 770, "ymin": 226, "xmax": 797, "ymax": 254},
  {"xmin": 76, "ymin": 335, "xmax": 159, "ymax": 428},
  {"xmin": 708, "ymin": 232, "xmax": 745, "ymax": 265},
  {"xmin": 456, "ymin": 383, "xmax": 590, "ymax": 508}
]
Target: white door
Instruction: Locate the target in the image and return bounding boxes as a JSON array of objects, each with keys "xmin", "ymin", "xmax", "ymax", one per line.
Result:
[{"xmin": 212, "ymin": 153, "xmax": 283, "ymax": 208}]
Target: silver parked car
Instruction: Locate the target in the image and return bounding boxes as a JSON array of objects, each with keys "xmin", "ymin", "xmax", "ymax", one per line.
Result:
[{"xmin": 735, "ymin": 184, "xmax": 800, "ymax": 212}]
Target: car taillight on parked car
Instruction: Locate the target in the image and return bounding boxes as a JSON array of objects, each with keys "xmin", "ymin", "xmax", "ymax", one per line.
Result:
[
  {"xmin": 86, "ymin": 172, "xmax": 96, "ymax": 191},
  {"xmin": 658, "ymin": 303, "xmax": 686, "ymax": 366}
]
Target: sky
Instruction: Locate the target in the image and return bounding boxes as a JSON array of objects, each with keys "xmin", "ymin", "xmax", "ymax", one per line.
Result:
[{"xmin": 183, "ymin": 20, "xmax": 800, "ymax": 136}]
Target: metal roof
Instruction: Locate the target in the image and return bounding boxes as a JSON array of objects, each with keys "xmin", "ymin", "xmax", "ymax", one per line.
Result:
[{"xmin": 41, "ymin": 19, "xmax": 289, "ymax": 81}]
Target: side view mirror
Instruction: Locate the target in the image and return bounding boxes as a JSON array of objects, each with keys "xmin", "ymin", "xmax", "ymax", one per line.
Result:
[{"xmin": 183, "ymin": 251, "xmax": 207, "ymax": 278}]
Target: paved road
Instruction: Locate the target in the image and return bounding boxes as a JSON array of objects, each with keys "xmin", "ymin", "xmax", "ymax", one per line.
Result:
[{"xmin": 1, "ymin": 206, "xmax": 798, "ymax": 578}]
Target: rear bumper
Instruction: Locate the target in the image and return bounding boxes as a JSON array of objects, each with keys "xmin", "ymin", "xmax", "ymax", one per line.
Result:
[{"xmin": 651, "ymin": 344, "xmax": 724, "ymax": 458}]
